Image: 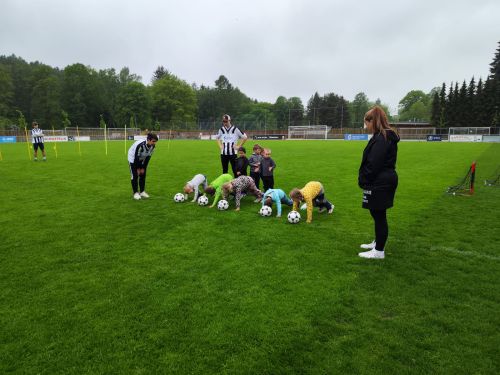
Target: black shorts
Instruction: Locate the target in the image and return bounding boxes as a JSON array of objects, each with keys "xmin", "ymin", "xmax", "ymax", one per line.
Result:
[
  {"xmin": 33, "ymin": 142, "xmax": 44, "ymax": 151},
  {"xmin": 362, "ymin": 189, "xmax": 396, "ymax": 210}
]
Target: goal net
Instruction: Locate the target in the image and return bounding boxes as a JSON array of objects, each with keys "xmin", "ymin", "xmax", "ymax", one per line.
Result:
[
  {"xmin": 288, "ymin": 125, "xmax": 331, "ymax": 140},
  {"xmin": 449, "ymin": 127, "xmax": 491, "ymax": 135},
  {"xmin": 446, "ymin": 161, "xmax": 476, "ymax": 195},
  {"xmin": 484, "ymin": 166, "xmax": 500, "ymax": 187}
]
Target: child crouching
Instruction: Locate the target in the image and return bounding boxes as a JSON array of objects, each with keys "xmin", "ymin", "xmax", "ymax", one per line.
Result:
[
  {"xmin": 290, "ymin": 181, "xmax": 334, "ymax": 223},
  {"xmin": 262, "ymin": 188, "xmax": 293, "ymax": 217},
  {"xmin": 183, "ymin": 174, "xmax": 208, "ymax": 202},
  {"xmin": 222, "ymin": 175, "xmax": 262, "ymax": 211}
]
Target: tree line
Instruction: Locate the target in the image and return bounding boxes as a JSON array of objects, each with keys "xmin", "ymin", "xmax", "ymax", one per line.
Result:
[
  {"xmin": 0, "ymin": 42, "xmax": 498, "ymax": 130},
  {"xmin": 0, "ymin": 55, "xmax": 390, "ymax": 131},
  {"xmin": 430, "ymin": 41, "xmax": 499, "ymax": 128}
]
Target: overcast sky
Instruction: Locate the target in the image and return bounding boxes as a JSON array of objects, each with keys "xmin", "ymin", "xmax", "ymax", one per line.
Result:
[{"xmin": 1, "ymin": 0, "xmax": 499, "ymax": 115}]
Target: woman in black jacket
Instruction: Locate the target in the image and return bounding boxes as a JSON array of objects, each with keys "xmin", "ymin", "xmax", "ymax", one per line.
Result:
[{"xmin": 358, "ymin": 106, "xmax": 399, "ymax": 259}]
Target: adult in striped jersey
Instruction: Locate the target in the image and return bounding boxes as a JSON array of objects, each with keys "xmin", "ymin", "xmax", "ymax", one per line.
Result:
[
  {"xmin": 31, "ymin": 121, "xmax": 46, "ymax": 161},
  {"xmin": 127, "ymin": 133, "xmax": 158, "ymax": 200},
  {"xmin": 215, "ymin": 114, "xmax": 247, "ymax": 176}
]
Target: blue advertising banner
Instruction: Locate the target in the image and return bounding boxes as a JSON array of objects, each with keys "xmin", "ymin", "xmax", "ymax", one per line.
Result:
[
  {"xmin": 0, "ymin": 136, "xmax": 16, "ymax": 143},
  {"xmin": 426, "ymin": 135, "xmax": 442, "ymax": 142},
  {"xmin": 344, "ymin": 134, "xmax": 368, "ymax": 141}
]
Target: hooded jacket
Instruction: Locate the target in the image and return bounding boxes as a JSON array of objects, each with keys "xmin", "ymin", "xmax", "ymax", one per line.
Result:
[{"xmin": 358, "ymin": 130, "xmax": 399, "ymax": 191}]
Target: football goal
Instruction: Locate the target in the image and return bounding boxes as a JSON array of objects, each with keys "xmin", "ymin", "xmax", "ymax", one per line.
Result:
[
  {"xmin": 446, "ymin": 161, "xmax": 476, "ymax": 196},
  {"xmin": 484, "ymin": 166, "xmax": 500, "ymax": 187},
  {"xmin": 288, "ymin": 125, "xmax": 331, "ymax": 140}
]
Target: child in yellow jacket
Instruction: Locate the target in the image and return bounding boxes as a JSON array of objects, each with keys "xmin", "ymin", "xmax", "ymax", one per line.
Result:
[{"xmin": 290, "ymin": 181, "xmax": 334, "ymax": 223}]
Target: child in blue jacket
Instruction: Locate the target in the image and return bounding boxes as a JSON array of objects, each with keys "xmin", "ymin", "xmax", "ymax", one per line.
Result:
[{"xmin": 262, "ymin": 188, "xmax": 293, "ymax": 217}]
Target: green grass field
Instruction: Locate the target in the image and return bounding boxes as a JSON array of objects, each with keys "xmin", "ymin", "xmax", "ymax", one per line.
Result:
[{"xmin": 1, "ymin": 139, "xmax": 499, "ymax": 374}]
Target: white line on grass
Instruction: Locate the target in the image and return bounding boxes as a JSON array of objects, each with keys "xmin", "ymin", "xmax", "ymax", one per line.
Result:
[{"xmin": 429, "ymin": 246, "xmax": 500, "ymax": 261}]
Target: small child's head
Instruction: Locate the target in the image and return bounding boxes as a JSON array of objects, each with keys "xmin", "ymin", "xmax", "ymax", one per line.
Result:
[
  {"xmin": 253, "ymin": 144, "xmax": 262, "ymax": 155},
  {"xmin": 238, "ymin": 147, "xmax": 246, "ymax": 157},
  {"xmin": 289, "ymin": 188, "xmax": 303, "ymax": 202},
  {"xmin": 221, "ymin": 182, "xmax": 233, "ymax": 198},
  {"xmin": 183, "ymin": 184, "xmax": 193, "ymax": 194},
  {"xmin": 204, "ymin": 186, "xmax": 215, "ymax": 196},
  {"xmin": 263, "ymin": 148, "xmax": 271, "ymax": 158},
  {"xmin": 264, "ymin": 196, "xmax": 273, "ymax": 207}
]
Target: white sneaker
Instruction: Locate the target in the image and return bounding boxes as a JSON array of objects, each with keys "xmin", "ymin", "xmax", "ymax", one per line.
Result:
[
  {"xmin": 328, "ymin": 205, "xmax": 334, "ymax": 214},
  {"xmin": 358, "ymin": 249, "xmax": 385, "ymax": 259},
  {"xmin": 360, "ymin": 240, "xmax": 376, "ymax": 249},
  {"xmin": 140, "ymin": 191, "xmax": 150, "ymax": 198},
  {"xmin": 300, "ymin": 203, "xmax": 307, "ymax": 210},
  {"xmin": 133, "ymin": 192, "xmax": 141, "ymax": 200}
]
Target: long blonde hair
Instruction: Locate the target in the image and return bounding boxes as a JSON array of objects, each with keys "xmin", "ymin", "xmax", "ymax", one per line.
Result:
[{"xmin": 364, "ymin": 106, "xmax": 397, "ymax": 139}]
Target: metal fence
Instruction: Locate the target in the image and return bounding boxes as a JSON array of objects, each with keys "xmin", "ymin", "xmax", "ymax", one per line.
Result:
[{"xmin": 1, "ymin": 126, "xmax": 498, "ymax": 142}]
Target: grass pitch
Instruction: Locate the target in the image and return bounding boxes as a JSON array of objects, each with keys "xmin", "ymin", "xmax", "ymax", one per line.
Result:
[{"xmin": 1, "ymin": 140, "xmax": 499, "ymax": 374}]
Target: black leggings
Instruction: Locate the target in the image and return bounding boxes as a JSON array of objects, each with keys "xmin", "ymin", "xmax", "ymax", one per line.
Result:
[
  {"xmin": 370, "ymin": 209, "xmax": 388, "ymax": 251},
  {"xmin": 130, "ymin": 164, "xmax": 147, "ymax": 193}
]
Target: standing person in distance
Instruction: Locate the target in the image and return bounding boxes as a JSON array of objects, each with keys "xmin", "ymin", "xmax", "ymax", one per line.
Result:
[
  {"xmin": 31, "ymin": 121, "xmax": 46, "ymax": 161},
  {"xmin": 215, "ymin": 114, "xmax": 247, "ymax": 176},
  {"xmin": 358, "ymin": 106, "xmax": 400, "ymax": 259},
  {"xmin": 127, "ymin": 133, "xmax": 158, "ymax": 200}
]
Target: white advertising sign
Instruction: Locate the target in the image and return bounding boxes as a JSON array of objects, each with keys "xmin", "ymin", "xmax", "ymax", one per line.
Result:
[
  {"xmin": 449, "ymin": 135, "xmax": 482, "ymax": 142},
  {"xmin": 44, "ymin": 136, "xmax": 69, "ymax": 142}
]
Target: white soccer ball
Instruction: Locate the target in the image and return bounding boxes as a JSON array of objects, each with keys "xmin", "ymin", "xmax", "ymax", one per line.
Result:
[
  {"xmin": 259, "ymin": 205, "xmax": 272, "ymax": 217},
  {"xmin": 197, "ymin": 195, "xmax": 209, "ymax": 206},
  {"xmin": 217, "ymin": 199, "xmax": 229, "ymax": 210},
  {"xmin": 287, "ymin": 210, "xmax": 301, "ymax": 224},
  {"xmin": 174, "ymin": 193, "xmax": 185, "ymax": 202}
]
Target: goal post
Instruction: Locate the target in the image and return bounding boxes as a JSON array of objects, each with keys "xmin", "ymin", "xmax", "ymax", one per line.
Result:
[
  {"xmin": 288, "ymin": 125, "xmax": 331, "ymax": 140},
  {"xmin": 446, "ymin": 161, "xmax": 476, "ymax": 195}
]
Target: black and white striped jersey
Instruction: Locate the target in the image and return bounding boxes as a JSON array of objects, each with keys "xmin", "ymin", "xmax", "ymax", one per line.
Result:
[
  {"xmin": 127, "ymin": 139, "xmax": 155, "ymax": 167},
  {"xmin": 216, "ymin": 125, "xmax": 245, "ymax": 155},
  {"xmin": 31, "ymin": 128, "xmax": 44, "ymax": 144}
]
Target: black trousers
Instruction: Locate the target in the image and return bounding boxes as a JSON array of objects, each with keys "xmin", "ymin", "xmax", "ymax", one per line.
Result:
[
  {"xmin": 221, "ymin": 154, "xmax": 237, "ymax": 175},
  {"xmin": 370, "ymin": 209, "xmax": 388, "ymax": 251},
  {"xmin": 130, "ymin": 163, "xmax": 147, "ymax": 194},
  {"xmin": 250, "ymin": 171, "xmax": 261, "ymax": 189},
  {"xmin": 261, "ymin": 176, "xmax": 274, "ymax": 192}
]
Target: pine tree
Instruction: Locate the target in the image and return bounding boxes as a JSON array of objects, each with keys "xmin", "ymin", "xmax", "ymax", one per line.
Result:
[
  {"xmin": 446, "ymin": 83, "xmax": 455, "ymax": 126},
  {"xmin": 439, "ymin": 83, "xmax": 447, "ymax": 127},
  {"xmin": 476, "ymin": 78, "xmax": 487, "ymax": 127},
  {"xmin": 430, "ymin": 91, "xmax": 440, "ymax": 127},
  {"xmin": 457, "ymin": 80, "xmax": 467, "ymax": 127},
  {"xmin": 467, "ymin": 77, "xmax": 476, "ymax": 127},
  {"xmin": 488, "ymin": 41, "xmax": 500, "ymax": 126}
]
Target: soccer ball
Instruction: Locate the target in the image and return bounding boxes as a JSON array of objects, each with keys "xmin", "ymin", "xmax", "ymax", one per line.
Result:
[
  {"xmin": 287, "ymin": 210, "xmax": 301, "ymax": 224},
  {"xmin": 174, "ymin": 193, "xmax": 185, "ymax": 203},
  {"xmin": 197, "ymin": 195, "xmax": 209, "ymax": 206},
  {"xmin": 259, "ymin": 205, "xmax": 272, "ymax": 217},
  {"xmin": 217, "ymin": 200, "xmax": 229, "ymax": 210}
]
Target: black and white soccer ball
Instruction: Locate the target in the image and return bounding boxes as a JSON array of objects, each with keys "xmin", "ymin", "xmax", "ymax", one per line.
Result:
[
  {"xmin": 217, "ymin": 200, "xmax": 229, "ymax": 210},
  {"xmin": 174, "ymin": 193, "xmax": 185, "ymax": 203},
  {"xmin": 259, "ymin": 205, "xmax": 272, "ymax": 217},
  {"xmin": 197, "ymin": 195, "xmax": 209, "ymax": 206},
  {"xmin": 287, "ymin": 210, "xmax": 301, "ymax": 224}
]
